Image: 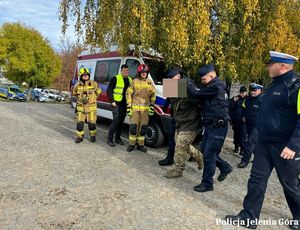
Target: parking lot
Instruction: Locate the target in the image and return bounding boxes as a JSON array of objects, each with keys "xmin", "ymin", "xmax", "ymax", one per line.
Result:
[{"xmin": 0, "ymin": 101, "xmax": 293, "ymax": 229}]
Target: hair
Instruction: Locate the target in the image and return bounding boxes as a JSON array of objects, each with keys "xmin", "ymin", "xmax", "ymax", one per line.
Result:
[{"xmin": 121, "ymin": 64, "xmax": 129, "ymax": 70}]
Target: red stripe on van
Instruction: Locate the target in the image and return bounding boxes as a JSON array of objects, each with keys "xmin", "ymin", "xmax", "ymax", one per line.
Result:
[{"xmin": 78, "ymin": 52, "xmax": 120, "ymax": 60}]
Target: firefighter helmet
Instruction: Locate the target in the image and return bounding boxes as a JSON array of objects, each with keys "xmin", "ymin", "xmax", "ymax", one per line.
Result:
[{"xmin": 137, "ymin": 64, "xmax": 150, "ymax": 74}]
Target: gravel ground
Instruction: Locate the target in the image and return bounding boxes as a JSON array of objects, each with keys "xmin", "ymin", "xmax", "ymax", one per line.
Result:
[{"xmin": 0, "ymin": 101, "xmax": 293, "ymax": 230}]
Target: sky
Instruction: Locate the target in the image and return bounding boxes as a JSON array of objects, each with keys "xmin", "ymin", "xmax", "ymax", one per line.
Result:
[{"xmin": 0, "ymin": 0, "xmax": 76, "ymax": 51}]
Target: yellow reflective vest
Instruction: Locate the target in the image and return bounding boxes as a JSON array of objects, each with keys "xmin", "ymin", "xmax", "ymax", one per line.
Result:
[{"xmin": 113, "ymin": 74, "xmax": 132, "ymax": 102}]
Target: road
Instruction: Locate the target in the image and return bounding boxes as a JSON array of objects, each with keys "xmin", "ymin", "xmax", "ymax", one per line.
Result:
[{"xmin": 0, "ymin": 102, "xmax": 292, "ymax": 229}]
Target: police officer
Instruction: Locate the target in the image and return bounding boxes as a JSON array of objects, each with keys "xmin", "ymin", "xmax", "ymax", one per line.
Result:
[
  {"xmin": 188, "ymin": 63, "xmax": 233, "ymax": 192},
  {"xmin": 126, "ymin": 64, "xmax": 156, "ymax": 152},
  {"xmin": 238, "ymin": 83, "xmax": 263, "ymax": 168},
  {"xmin": 228, "ymin": 86, "xmax": 247, "ymax": 154},
  {"xmin": 225, "ymin": 51, "xmax": 300, "ymax": 229},
  {"xmin": 72, "ymin": 67, "xmax": 102, "ymax": 143},
  {"xmin": 107, "ymin": 64, "xmax": 132, "ymax": 147},
  {"xmin": 163, "ymin": 69, "xmax": 203, "ymax": 178}
]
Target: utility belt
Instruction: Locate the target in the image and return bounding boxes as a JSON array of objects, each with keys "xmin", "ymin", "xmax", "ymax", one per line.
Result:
[{"xmin": 203, "ymin": 118, "xmax": 228, "ymax": 128}]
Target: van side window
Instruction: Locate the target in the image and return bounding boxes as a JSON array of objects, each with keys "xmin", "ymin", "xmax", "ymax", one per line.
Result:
[
  {"xmin": 126, "ymin": 59, "xmax": 140, "ymax": 79},
  {"xmin": 94, "ymin": 59, "xmax": 121, "ymax": 83}
]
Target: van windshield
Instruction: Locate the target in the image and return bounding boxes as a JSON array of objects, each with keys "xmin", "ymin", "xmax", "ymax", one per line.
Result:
[{"xmin": 143, "ymin": 58, "xmax": 167, "ymax": 85}]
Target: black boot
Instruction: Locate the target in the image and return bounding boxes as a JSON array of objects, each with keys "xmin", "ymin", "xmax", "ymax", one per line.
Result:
[
  {"xmin": 90, "ymin": 136, "xmax": 96, "ymax": 143},
  {"xmin": 225, "ymin": 213, "xmax": 257, "ymax": 229},
  {"xmin": 75, "ymin": 137, "xmax": 83, "ymax": 143},
  {"xmin": 158, "ymin": 153, "xmax": 174, "ymax": 166},
  {"xmin": 137, "ymin": 145, "xmax": 147, "ymax": 152},
  {"xmin": 238, "ymin": 161, "xmax": 248, "ymax": 168},
  {"xmin": 194, "ymin": 183, "xmax": 214, "ymax": 193},
  {"xmin": 107, "ymin": 140, "xmax": 115, "ymax": 147},
  {"xmin": 218, "ymin": 166, "xmax": 233, "ymax": 181},
  {"xmin": 127, "ymin": 145, "xmax": 135, "ymax": 152}
]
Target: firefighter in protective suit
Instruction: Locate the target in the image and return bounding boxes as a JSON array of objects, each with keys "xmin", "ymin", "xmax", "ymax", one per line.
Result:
[
  {"xmin": 72, "ymin": 67, "xmax": 102, "ymax": 143},
  {"xmin": 126, "ymin": 64, "xmax": 156, "ymax": 152}
]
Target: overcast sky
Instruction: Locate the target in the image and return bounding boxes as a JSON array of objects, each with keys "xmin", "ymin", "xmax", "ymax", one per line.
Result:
[{"xmin": 0, "ymin": 0, "xmax": 77, "ymax": 51}]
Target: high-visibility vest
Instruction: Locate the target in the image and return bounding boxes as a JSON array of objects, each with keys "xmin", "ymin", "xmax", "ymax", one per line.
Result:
[{"xmin": 113, "ymin": 74, "xmax": 132, "ymax": 102}]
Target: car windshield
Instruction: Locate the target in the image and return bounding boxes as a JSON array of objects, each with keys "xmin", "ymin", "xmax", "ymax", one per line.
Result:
[
  {"xmin": 143, "ymin": 58, "xmax": 167, "ymax": 85},
  {"xmin": 10, "ymin": 88, "xmax": 22, "ymax": 94}
]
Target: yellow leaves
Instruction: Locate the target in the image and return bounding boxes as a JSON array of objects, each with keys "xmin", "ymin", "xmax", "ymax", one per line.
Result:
[{"xmin": 59, "ymin": 0, "xmax": 300, "ymax": 82}]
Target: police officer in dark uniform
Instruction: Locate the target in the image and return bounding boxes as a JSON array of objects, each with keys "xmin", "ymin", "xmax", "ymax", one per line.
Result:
[
  {"xmin": 225, "ymin": 51, "xmax": 300, "ymax": 229},
  {"xmin": 188, "ymin": 63, "xmax": 233, "ymax": 192},
  {"xmin": 238, "ymin": 83, "xmax": 263, "ymax": 168},
  {"xmin": 229, "ymin": 86, "xmax": 247, "ymax": 154}
]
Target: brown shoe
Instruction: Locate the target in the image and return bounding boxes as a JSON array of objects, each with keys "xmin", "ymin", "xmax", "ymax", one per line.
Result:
[{"xmin": 165, "ymin": 168, "xmax": 183, "ymax": 178}]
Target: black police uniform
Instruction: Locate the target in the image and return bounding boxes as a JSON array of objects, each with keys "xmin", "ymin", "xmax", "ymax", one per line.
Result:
[
  {"xmin": 239, "ymin": 70, "xmax": 300, "ymax": 225},
  {"xmin": 229, "ymin": 95, "xmax": 247, "ymax": 153},
  {"xmin": 239, "ymin": 94, "xmax": 263, "ymax": 165},
  {"xmin": 188, "ymin": 76, "xmax": 233, "ymax": 191}
]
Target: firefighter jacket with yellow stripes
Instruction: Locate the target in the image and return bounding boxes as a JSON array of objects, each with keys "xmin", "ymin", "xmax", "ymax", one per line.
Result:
[
  {"xmin": 256, "ymin": 70, "xmax": 300, "ymax": 152},
  {"xmin": 126, "ymin": 77, "xmax": 156, "ymax": 111},
  {"xmin": 72, "ymin": 80, "xmax": 102, "ymax": 113}
]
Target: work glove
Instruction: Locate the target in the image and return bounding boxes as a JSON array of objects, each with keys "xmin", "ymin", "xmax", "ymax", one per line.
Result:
[
  {"xmin": 148, "ymin": 104, "xmax": 155, "ymax": 116},
  {"xmin": 126, "ymin": 106, "xmax": 132, "ymax": 117},
  {"xmin": 82, "ymin": 96, "xmax": 89, "ymax": 104}
]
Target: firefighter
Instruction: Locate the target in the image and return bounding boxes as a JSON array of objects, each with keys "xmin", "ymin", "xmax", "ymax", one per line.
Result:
[
  {"xmin": 126, "ymin": 64, "xmax": 156, "ymax": 152},
  {"xmin": 72, "ymin": 67, "xmax": 102, "ymax": 143}
]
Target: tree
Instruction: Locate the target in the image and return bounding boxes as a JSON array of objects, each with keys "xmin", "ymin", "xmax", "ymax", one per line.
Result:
[
  {"xmin": 52, "ymin": 38, "xmax": 82, "ymax": 90},
  {"xmin": 59, "ymin": 0, "xmax": 300, "ymax": 82},
  {"xmin": 0, "ymin": 23, "xmax": 61, "ymax": 87}
]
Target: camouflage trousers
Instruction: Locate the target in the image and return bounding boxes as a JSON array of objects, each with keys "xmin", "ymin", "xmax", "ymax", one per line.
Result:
[{"xmin": 174, "ymin": 131, "xmax": 202, "ymax": 171}]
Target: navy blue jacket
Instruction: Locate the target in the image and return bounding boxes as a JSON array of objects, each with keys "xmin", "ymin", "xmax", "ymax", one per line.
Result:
[
  {"xmin": 188, "ymin": 77, "xmax": 230, "ymax": 125},
  {"xmin": 242, "ymin": 95, "xmax": 263, "ymax": 128},
  {"xmin": 229, "ymin": 96, "xmax": 245, "ymax": 120},
  {"xmin": 257, "ymin": 70, "xmax": 300, "ymax": 152}
]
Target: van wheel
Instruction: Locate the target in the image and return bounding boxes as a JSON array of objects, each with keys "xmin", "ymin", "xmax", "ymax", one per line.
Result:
[{"xmin": 145, "ymin": 121, "xmax": 164, "ymax": 147}]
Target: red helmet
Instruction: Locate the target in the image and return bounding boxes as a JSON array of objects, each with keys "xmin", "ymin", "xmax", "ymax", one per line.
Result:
[{"xmin": 137, "ymin": 64, "xmax": 150, "ymax": 74}]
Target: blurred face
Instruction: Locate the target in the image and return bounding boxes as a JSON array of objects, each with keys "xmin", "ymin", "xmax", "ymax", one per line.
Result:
[
  {"xmin": 140, "ymin": 71, "xmax": 148, "ymax": 78},
  {"xmin": 239, "ymin": 92, "xmax": 247, "ymax": 98},
  {"xmin": 267, "ymin": 62, "xmax": 293, "ymax": 78},
  {"xmin": 200, "ymin": 72, "xmax": 215, "ymax": 85},
  {"xmin": 172, "ymin": 74, "xmax": 181, "ymax": 80},
  {"xmin": 121, "ymin": 67, "xmax": 129, "ymax": 77},
  {"xmin": 250, "ymin": 89, "xmax": 261, "ymax": 97}
]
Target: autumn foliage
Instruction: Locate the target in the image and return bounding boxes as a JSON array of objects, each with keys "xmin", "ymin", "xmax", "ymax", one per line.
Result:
[{"xmin": 59, "ymin": 0, "xmax": 300, "ymax": 82}]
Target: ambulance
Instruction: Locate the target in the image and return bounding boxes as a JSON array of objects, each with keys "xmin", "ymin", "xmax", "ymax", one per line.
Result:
[{"xmin": 70, "ymin": 46, "xmax": 171, "ymax": 147}]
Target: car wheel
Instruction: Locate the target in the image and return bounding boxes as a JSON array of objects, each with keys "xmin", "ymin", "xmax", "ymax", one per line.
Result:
[
  {"xmin": 145, "ymin": 121, "xmax": 165, "ymax": 147},
  {"xmin": 34, "ymin": 97, "xmax": 38, "ymax": 102}
]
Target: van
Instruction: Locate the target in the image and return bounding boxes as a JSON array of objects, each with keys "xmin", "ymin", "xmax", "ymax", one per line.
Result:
[{"xmin": 70, "ymin": 46, "xmax": 171, "ymax": 147}]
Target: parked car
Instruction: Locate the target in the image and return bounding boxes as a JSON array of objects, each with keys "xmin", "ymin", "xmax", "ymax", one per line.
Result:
[
  {"xmin": 0, "ymin": 85, "xmax": 26, "ymax": 101},
  {"xmin": 34, "ymin": 88, "xmax": 64, "ymax": 101},
  {"xmin": 31, "ymin": 90, "xmax": 51, "ymax": 102}
]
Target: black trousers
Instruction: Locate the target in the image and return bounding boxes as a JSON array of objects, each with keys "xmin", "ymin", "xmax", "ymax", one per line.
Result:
[
  {"xmin": 107, "ymin": 105, "xmax": 127, "ymax": 141},
  {"xmin": 240, "ymin": 126, "xmax": 259, "ymax": 163},
  {"xmin": 231, "ymin": 118, "xmax": 247, "ymax": 152},
  {"xmin": 241, "ymin": 140, "xmax": 300, "ymax": 220}
]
